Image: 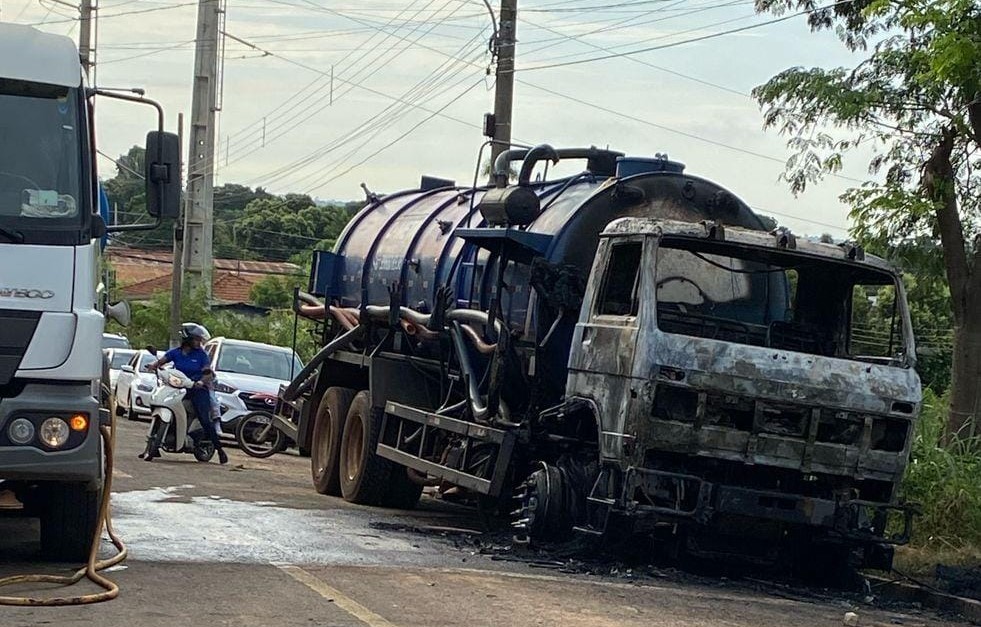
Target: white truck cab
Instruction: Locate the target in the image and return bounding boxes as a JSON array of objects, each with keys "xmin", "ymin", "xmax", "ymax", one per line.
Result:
[{"xmin": 0, "ymin": 24, "xmax": 180, "ymax": 560}]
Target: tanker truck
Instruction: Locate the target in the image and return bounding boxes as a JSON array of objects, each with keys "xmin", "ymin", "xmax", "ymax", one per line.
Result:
[{"xmin": 282, "ymin": 144, "xmax": 920, "ymax": 571}]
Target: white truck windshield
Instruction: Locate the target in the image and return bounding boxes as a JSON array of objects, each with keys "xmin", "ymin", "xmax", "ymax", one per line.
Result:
[{"xmin": 0, "ymin": 79, "xmax": 82, "ymax": 233}]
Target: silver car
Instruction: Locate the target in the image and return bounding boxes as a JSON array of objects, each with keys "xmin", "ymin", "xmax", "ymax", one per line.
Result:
[{"xmin": 204, "ymin": 338, "xmax": 303, "ymax": 435}]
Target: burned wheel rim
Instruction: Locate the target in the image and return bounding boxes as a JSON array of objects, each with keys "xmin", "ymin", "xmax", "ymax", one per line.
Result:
[
  {"xmin": 237, "ymin": 412, "xmax": 283, "ymax": 458},
  {"xmin": 343, "ymin": 414, "xmax": 364, "ymax": 482}
]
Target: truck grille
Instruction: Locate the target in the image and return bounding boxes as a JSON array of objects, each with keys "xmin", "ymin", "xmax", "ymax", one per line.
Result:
[
  {"xmin": 0, "ymin": 310, "xmax": 41, "ymax": 386},
  {"xmin": 651, "ymin": 385, "xmax": 909, "ymax": 452}
]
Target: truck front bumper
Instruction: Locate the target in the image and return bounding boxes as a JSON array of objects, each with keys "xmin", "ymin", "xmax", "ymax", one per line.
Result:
[
  {"xmin": 619, "ymin": 466, "xmax": 913, "ymax": 545},
  {"xmin": 0, "ymin": 383, "xmax": 103, "ymax": 486}
]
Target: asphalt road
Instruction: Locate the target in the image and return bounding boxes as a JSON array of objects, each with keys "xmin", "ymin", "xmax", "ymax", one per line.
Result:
[{"xmin": 0, "ymin": 418, "xmax": 970, "ymax": 626}]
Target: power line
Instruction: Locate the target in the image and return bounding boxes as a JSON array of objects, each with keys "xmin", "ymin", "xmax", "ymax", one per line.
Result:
[
  {"xmin": 27, "ymin": 1, "xmax": 197, "ymax": 25},
  {"xmin": 518, "ymin": 0, "xmax": 857, "ymax": 72}
]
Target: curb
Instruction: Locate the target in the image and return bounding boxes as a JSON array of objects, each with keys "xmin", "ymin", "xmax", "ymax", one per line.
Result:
[{"xmin": 868, "ymin": 575, "xmax": 981, "ymax": 624}]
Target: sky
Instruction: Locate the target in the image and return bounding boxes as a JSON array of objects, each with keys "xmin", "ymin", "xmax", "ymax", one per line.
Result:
[{"xmin": 2, "ymin": 0, "xmax": 874, "ymax": 237}]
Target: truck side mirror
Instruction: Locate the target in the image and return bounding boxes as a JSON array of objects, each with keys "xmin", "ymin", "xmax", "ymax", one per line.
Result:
[{"xmin": 145, "ymin": 131, "xmax": 181, "ymax": 219}]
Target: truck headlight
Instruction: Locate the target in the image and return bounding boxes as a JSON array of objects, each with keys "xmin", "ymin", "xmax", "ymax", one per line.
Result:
[
  {"xmin": 40, "ymin": 417, "xmax": 70, "ymax": 448},
  {"xmin": 8, "ymin": 418, "xmax": 35, "ymax": 445}
]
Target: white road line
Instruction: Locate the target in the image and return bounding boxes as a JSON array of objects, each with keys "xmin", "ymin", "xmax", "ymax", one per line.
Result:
[
  {"xmin": 275, "ymin": 564, "xmax": 398, "ymax": 627},
  {"xmin": 112, "ymin": 469, "xmax": 133, "ymax": 479}
]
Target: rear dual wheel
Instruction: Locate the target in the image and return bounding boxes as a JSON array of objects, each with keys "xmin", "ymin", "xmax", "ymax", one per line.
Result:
[
  {"xmin": 311, "ymin": 387, "xmax": 355, "ymax": 496},
  {"xmin": 339, "ymin": 391, "xmax": 422, "ymax": 508}
]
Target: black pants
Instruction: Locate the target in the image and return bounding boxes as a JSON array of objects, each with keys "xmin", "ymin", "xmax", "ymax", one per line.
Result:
[{"xmin": 188, "ymin": 389, "xmax": 223, "ymax": 451}]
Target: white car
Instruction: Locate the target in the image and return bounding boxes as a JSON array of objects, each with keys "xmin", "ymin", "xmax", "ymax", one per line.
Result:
[
  {"xmin": 204, "ymin": 338, "xmax": 303, "ymax": 435},
  {"xmin": 114, "ymin": 350, "xmax": 165, "ymax": 420},
  {"xmin": 105, "ymin": 347, "xmax": 137, "ymax": 391}
]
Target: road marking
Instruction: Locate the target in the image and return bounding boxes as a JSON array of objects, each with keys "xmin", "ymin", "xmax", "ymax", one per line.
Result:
[
  {"xmin": 276, "ymin": 564, "xmax": 398, "ymax": 627},
  {"xmin": 113, "ymin": 469, "xmax": 133, "ymax": 479}
]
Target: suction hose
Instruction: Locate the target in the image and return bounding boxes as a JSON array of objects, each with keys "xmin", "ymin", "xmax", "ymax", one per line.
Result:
[{"xmin": 0, "ymin": 422, "xmax": 128, "ymax": 606}]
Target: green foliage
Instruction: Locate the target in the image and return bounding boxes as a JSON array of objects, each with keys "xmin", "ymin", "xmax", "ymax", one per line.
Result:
[
  {"xmin": 107, "ymin": 287, "xmax": 320, "ymax": 361},
  {"xmin": 902, "ymin": 389, "xmax": 981, "ymax": 548},
  {"xmin": 102, "ymin": 147, "xmax": 361, "ymax": 261},
  {"xmin": 249, "ymin": 274, "xmax": 304, "ymax": 309},
  {"xmin": 754, "ymin": 0, "xmax": 979, "ymax": 436}
]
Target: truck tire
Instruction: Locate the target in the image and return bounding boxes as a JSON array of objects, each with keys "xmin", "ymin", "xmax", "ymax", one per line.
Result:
[
  {"xmin": 338, "ymin": 391, "xmax": 391, "ymax": 505},
  {"xmin": 311, "ymin": 386, "xmax": 355, "ymax": 496},
  {"xmin": 382, "ymin": 467, "xmax": 423, "ymax": 510},
  {"xmin": 39, "ymin": 483, "xmax": 101, "ymax": 563}
]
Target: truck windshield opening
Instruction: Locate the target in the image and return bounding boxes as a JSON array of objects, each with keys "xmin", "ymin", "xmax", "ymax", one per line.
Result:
[
  {"xmin": 0, "ymin": 79, "xmax": 82, "ymax": 233},
  {"xmin": 654, "ymin": 238, "xmax": 909, "ymax": 366}
]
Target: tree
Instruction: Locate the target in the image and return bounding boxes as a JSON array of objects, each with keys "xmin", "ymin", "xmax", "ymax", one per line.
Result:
[
  {"xmin": 250, "ymin": 274, "xmax": 302, "ymax": 308},
  {"xmin": 753, "ymin": 0, "xmax": 981, "ymax": 439}
]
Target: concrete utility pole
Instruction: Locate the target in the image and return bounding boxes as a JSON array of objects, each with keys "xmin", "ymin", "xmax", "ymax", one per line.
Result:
[
  {"xmin": 489, "ymin": 0, "xmax": 517, "ymax": 169},
  {"xmin": 169, "ymin": 113, "xmax": 186, "ymax": 348},
  {"xmin": 79, "ymin": 0, "xmax": 94, "ymax": 78},
  {"xmin": 183, "ymin": 0, "xmax": 223, "ymax": 302}
]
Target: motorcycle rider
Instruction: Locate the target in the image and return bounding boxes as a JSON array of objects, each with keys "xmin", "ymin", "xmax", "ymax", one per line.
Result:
[{"xmin": 146, "ymin": 323, "xmax": 228, "ymax": 464}]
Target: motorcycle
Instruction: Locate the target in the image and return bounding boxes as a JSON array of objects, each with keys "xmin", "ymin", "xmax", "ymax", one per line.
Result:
[{"xmin": 139, "ymin": 369, "xmax": 216, "ymax": 462}]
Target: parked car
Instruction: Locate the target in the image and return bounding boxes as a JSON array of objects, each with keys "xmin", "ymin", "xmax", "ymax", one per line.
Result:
[
  {"xmin": 204, "ymin": 338, "xmax": 303, "ymax": 435},
  {"xmin": 102, "ymin": 332, "xmax": 131, "ymax": 350},
  {"xmin": 114, "ymin": 350, "xmax": 165, "ymax": 420},
  {"xmin": 105, "ymin": 348, "xmax": 137, "ymax": 391}
]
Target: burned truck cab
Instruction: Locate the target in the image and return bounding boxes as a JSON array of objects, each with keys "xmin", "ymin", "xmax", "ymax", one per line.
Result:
[{"xmin": 568, "ymin": 218, "xmax": 921, "ymax": 568}]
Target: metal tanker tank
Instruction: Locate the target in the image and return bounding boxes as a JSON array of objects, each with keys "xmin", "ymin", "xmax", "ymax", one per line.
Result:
[{"xmin": 316, "ymin": 145, "xmax": 768, "ymax": 398}]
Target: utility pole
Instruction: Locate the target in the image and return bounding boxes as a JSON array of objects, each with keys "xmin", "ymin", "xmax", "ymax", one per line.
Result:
[
  {"xmin": 183, "ymin": 0, "xmax": 223, "ymax": 302},
  {"xmin": 489, "ymin": 0, "xmax": 517, "ymax": 170},
  {"xmin": 79, "ymin": 0, "xmax": 94, "ymax": 78},
  {"xmin": 169, "ymin": 113, "xmax": 186, "ymax": 349}
]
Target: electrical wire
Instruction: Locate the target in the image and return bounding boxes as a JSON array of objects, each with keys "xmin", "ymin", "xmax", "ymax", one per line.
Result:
[{"xmin": 518, "ymin": 0, "xmax": 858, "ymax": 72}]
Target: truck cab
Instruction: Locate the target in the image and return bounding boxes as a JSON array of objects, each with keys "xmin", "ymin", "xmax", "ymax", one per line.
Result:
[
  {"xmin": 569, "ymin": 218, "xmax": 920, "ymax": 568},
  {"xmin": 0, "ymin": 24, "xmax": 179, "ymax": 561}
]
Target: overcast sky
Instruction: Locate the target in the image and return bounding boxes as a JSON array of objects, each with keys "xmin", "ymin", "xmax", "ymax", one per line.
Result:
[{"xmin": 4, "ymin": 0, "xmax": 870, "ymax": 236}]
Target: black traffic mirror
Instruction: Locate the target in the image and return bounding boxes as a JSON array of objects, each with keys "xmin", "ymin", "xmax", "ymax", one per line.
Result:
[{"xmin": 145, "ymin": 130, "xmax": 181, "ymax": 219}]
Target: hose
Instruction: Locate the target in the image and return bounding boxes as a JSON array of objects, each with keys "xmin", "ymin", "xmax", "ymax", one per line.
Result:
[{"xmin": 0, "ymin": 422, "xmax": 127, "ymax": 606}]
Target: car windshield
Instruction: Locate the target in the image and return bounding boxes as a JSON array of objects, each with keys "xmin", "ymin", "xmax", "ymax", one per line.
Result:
[
  {"xmin": 216, "ymin": 345, "xmax": 302, "ymax": 380},
  {"xmin": 109, "ymin": 350, "xmax": 135, "ymax": 369},
  {"xmin": 102, "ymin": 335, "xmax": 131, "ymax": 350},
  {"xmin": 138, "ymin": 352, "xmax": 160, "ymax": 371},
  {"xmin": 0, "ymin": 79, "xmax": 83, "ymax": 237}
]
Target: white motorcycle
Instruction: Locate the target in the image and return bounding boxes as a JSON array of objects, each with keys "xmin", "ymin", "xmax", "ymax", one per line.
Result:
[{"xmin": 139, "ymin": 369, "xmax": 216, "ymax": 462}]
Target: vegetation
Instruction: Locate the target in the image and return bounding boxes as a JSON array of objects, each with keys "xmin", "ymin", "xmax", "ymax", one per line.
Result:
[
  {"xmin": 104, "ymin": 146, "xmax": 360, "ymax": 266},
  {"xmin": 753, "ymin": 0, "xmax": 981, "ymax": 440},
  {"xmin": 106, "ymin": 288, "xmax": 320, "ymax": 361},
  {"xmin": 898, "ymin": 389, "xmax": 981, "ymax": 571}
]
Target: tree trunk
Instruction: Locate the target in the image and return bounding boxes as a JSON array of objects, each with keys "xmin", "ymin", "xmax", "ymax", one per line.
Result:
[
  {"xmin": 921, "ymin": 126, "xmax": 978, "ymax": 443},
  {"xmin": 946, "ymin": 318, "xmax": 981, "ymax": 441}
]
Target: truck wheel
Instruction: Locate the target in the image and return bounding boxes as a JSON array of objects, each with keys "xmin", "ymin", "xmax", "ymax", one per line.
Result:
[
  {"xmin": 382, "ymin": 467, "xmax": 423, "ymax": 510},
  {"xmin": 339, "ymin": 391, "xmax": 391, "ymax": 505},
  {"xmin": 311, "ymin": 387, "xmax": 355, "ymax": 496},
  {"xmin": 39, "ymin": 483, "xmax": 101, "ymax": 563}
]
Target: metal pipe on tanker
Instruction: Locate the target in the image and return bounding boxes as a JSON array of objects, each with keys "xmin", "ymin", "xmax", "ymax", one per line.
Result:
[{"xmin": 282, "ymin": 325, "xmax": 365, "ymax": 402}]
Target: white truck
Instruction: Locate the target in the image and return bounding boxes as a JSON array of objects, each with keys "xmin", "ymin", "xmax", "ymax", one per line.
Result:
[{"xmin": 0, "ymin": 24, "xmax": 179, "ymax": 560}]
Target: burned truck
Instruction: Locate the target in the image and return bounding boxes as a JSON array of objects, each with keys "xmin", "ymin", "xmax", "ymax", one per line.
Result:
[{"xmin": 283, "ymin": 144, "xmax": 920, "ymax": 570}]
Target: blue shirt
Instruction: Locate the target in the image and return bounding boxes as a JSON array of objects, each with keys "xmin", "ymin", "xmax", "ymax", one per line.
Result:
[{"xmin": 165, "ymin": 347, "xmax": 210, "ymax": 382}]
